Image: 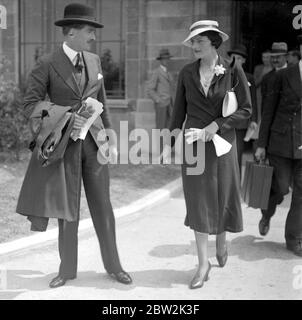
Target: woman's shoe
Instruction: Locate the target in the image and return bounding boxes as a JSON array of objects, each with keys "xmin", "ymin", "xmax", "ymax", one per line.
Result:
[
  {"xmin": 189, "ymin": 262, "xmax": 211, "ymax": 289},
  {"xmin": 216, "ymin": 249, "xmax": 228, "ymax": 267}
]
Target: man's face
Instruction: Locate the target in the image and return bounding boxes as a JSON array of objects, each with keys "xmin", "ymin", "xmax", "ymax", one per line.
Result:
[
  {"xmin": 160, "ymin": 57, "xmax": 170, "ymax": 68},
  {"xmin": 69, "ymin": 25, "xmax": 96, "ymax": 51},
  {"xmin": 230, "ymin": 53, "xmax": 246, "ymax": 67},
  {"xmin": 262, "ymin": 53, "xmax": 271, "ymax": 65},
  {"xmin": 287, "ymin": 52, "xmax": 299, "ymax": 66},
  {"xmin": 270, "ymin": 54, "xmax": 287, "ymax": 69}
]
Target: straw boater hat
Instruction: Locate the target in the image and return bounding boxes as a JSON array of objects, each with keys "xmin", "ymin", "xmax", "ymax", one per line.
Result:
[
  {"xmin": 54, "ymin": 3, "xmax": 104, "ymax": 28},
  {"xmin": 183, "ymin": 20, "xmax": 229, "ymax": 47},
  {"xmin": 269, "ymin": 42, "xmax": 288, "ymax": 56}
]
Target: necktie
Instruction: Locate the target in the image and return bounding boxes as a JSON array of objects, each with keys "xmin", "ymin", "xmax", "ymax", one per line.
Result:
[{"xmin": 74, "ymin": 52, "xmax": 84, "ymax": 73}]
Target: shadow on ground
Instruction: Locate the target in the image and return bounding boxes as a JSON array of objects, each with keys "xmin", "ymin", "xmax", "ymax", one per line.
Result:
[{"xmin": 149, "ymin": 235, "xmax": 299, "ymax": 262}]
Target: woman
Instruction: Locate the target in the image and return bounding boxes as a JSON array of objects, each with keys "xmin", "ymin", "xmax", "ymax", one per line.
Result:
[{"xmin": 165, "ymin": 20, "xmax": 252, "ymax": 289}]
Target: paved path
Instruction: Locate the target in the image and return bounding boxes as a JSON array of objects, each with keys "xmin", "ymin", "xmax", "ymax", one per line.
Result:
[{"xmin": 0, "ymin": 191, "xmax": 301, "ymax": 300}]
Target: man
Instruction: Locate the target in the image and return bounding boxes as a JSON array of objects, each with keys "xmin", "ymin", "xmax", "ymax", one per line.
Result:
[
  {"xmin": 287, "ymin": 49, "xmax": 301, "ymax": 66},
  {"xmin": 228, "ymin": 44, "xmax": 258, "ymax": 176},
  {"xmin": 16, "ymin": 3, "xmax": 132, "ymax": 287},
  {"xmin": 260, "ymin": 42, "xmax": 288, "ymax": 111},
  {"xmin": 255, "ymin": 35, "xmax": 302, "ymax": 257},
  {"xmin": 147, "ymin": 48, "xmax": 175, "ymax": 130}
]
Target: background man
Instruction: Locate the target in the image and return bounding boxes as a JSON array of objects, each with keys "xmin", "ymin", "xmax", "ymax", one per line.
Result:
[
  {"xmin": 228, "ymin": 44, "xmax": 258, "ymax": 176},
  {"xmin": 255, "ymin": 36, "xmax": 302, "ymax": 257}
]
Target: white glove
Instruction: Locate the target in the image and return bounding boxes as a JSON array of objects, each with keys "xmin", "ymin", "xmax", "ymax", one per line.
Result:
[{"xmin": 184, "ymin": 128, "xmax": 205, "ymax": 144}]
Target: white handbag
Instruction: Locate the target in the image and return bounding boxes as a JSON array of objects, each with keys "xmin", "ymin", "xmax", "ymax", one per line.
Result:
[{"xmin": 222, "ymin": 78, "xmax": 239, "ymax": 117}]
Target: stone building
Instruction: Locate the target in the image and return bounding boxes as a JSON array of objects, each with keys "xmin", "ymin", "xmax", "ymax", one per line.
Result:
[{"xmin": 0, "ymin": 0, "xmax": 299, "ymax": 143}]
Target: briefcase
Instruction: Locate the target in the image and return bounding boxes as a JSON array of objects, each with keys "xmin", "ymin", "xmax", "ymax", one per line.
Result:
[{"xmin": 242, "ymin": 161, "xmax": 274, "ymax": 210}]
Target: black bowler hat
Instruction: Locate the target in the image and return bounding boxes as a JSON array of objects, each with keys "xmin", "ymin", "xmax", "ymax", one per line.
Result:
[
  {"xmin": 227, "ymin": 44, "xmax": 248, "ymax": 58},
  {"xmin": 54, "ymin": 3, "xmax": 103, "ymax": 28}
]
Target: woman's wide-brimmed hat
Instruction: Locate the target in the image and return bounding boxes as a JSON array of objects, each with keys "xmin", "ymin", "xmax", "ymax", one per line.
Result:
[
  {"xmin": 183, "ymin": 20, "xmax": 229, "ymax": 47},
  {"xmin": 156, "ymin": 48, "xmax": 173, "ymax": 60},
  {"xmin": 269, "ymin": 42, "xmax": 288, "ymax": 56},
  {"xmin": 54, "ymin": 3, "xmax": 104, "ymax": 28},
  {"xmin": 227, "ymin": 44, "xmax": 248, "ymax": 58}
]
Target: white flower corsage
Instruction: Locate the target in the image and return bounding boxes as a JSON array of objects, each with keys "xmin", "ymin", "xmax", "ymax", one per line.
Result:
[{"xmin": 214, "ymin": 64, "xmax": 226, "ymax": 76}]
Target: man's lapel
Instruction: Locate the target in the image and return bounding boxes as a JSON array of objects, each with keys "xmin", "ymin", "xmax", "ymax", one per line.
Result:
[
  {"xmin": 50, "ymin": 47, "xmax": 81, "ymax": 97},
  {"xmin": 82, "ymin": 52, "xmax": 99, "ymax": 97},
  {"xmin": 286, "ymin": 64, "xmax": 302, "ymax": 99}
]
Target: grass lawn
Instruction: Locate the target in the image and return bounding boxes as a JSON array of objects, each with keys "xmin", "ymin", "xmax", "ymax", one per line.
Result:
[{"xmin": 0, "ymin": 150, "xmax": 181, "ymax": 243}]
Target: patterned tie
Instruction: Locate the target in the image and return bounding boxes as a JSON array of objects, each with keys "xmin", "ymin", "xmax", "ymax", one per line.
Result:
[{"xmin": 74, "ymin": 52, "xmax": 84, "ymax": 73}]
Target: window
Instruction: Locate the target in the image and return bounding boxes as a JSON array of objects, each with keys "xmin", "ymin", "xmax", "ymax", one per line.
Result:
[{"xmin": 20, "ymin": 0, "xmax": 126, "ymax": 98}]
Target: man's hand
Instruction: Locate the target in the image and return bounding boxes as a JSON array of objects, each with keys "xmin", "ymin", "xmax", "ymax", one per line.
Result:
[
  {"xmin": 85, "ymin": 97, "xmax": 104, "ymax": 114},
  {"xmin": 249, "ymin": 121, "xmax": 258, "ymax": 131},
  {"xmin": 73, "ymin": 113, "xmax": 88, "ymax": 130},
  {"xmin": 255, "ymin": 147, "xmax": 266, "ymax": 162},
  {"xmin": 204, "ymin": 121, "xmax": 219, "ymax": 142}
]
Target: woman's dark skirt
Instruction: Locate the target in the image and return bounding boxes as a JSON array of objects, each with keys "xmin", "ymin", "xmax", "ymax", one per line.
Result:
[{"xmin": 181, "ymin": 130, "xmax": 243, "ymax": 234}]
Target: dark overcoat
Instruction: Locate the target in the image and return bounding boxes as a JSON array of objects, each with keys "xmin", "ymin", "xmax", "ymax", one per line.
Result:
[
  {"xmin": 258, "ymin": 63, "xmax": 302, "ymax": 159},
  {"xmin": 169, "ymin": 56, "xmax": 252, "ymax": 234},
  {"xmin": 16, "ymin": 47, "xmax": 111, "ymax": 222}
]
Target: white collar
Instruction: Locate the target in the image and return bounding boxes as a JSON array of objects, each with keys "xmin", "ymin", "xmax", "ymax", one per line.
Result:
[
  {"xmin": 275, "ymin": 63, "xmax": 287, "ymax": 71},
  {"xmin": 63, "ymin": 42, "xmax": 81, "ymax": 65},
  {"xmin": 160, "ymin": 65, "xmax": 167, "ymax": 73}
]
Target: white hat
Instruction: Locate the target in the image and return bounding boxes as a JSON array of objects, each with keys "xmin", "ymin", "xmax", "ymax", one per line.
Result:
[{"xmin": 183, "ymin": 20, "xmax": 229, "ymax": 47}]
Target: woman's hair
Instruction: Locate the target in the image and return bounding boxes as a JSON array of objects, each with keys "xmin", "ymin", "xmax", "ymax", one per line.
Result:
[
  {"xmin": 200, "ymin": 31, "xmax": 223, "ymax": 49},
  {"xmin": 62, "ymin": 24, "xmax": 85, "ymax": 36}
]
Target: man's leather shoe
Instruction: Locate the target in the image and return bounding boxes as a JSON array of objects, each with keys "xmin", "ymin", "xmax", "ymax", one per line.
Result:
[
  {"xmin": 109, "ymin": 271, "xmax": 132, "ymax": 284},
  {"xmin": 259, "ymin": 217, "xmax": 270, "ymax": 236},
  {"xmin": 287, "ymin": 241, "xmax": 302, "ymax": 257},
  {"xmin": 49, "ymin": 275, "xmax": 76, "ymax": 288}
]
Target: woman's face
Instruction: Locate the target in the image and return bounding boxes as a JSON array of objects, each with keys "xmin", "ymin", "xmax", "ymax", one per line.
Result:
[{"xmin": 190, "ymin": 35, "xmax": 214, "ymax": 59}]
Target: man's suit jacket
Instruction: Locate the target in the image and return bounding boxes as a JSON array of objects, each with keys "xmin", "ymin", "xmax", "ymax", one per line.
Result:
[
  {"xmin": 17, "ymin": 47, "xmax": 111, "ymax": 222},
  {"xmin": 258, "ymin": 63, "xmax": 302, "ymax": 159},
  {"xmin": 147, "ymin": 66, "xmax": 174, "ymax": 108}
]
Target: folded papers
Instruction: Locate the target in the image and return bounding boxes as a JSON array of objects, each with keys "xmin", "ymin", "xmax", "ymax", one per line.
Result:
[{"xmin": 71, "ymin": 97, "xmax": 103, "ymax": 141}]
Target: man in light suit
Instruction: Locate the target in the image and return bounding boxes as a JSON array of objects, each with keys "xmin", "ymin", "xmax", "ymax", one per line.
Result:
[
  {"xmin": 147, "ymin": 48, "xmax": 175, "ymax": 130},
  {"xmin": 255, "ymin": 35, "xmax": 302, "ymax": 257},
  {"xmin": 17, "ymin": 3, "xmax": 132, "ymax": 288}
]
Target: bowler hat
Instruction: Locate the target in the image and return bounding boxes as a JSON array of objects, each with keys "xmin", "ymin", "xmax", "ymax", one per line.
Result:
[
  {"xmin": 270, "ymin": 42, "xmax": 288, "ymax": 56},
  {"xmin": 227, "ymin": 44, "xmax": 248, "ymax": 58},
  {"xmin": 156, "ymin": 48, "xmax": 173, "ymax": 60},
  {"xmin": 54, "ymin": 3, "xmax": 103, "ymax": 28}
]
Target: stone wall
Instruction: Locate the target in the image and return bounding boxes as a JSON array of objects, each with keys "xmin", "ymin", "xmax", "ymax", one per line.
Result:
[{"xmin": 0, "ymin": 0, "xmax": 18, "ymax": 81}]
